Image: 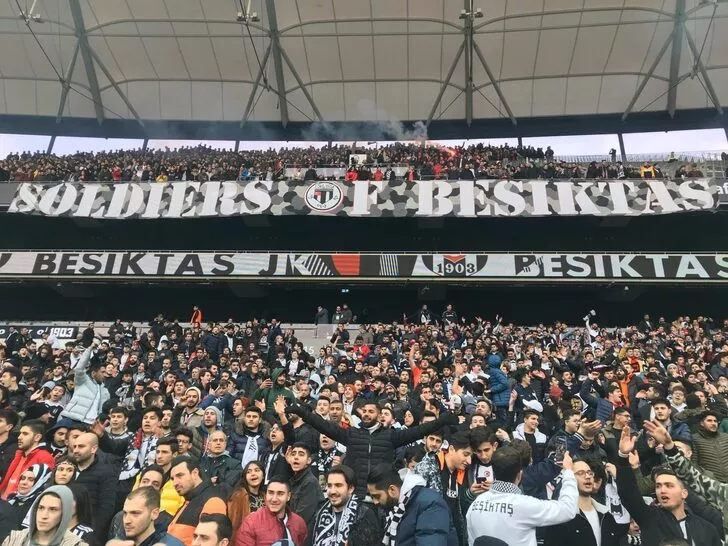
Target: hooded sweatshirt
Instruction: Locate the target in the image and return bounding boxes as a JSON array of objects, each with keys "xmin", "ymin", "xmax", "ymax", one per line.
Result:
[
  {"xmin": 4, "ymin": 485, "xmax": 85, "ymax": 546},
  {"xmin": 251, "ymin": 369, "xmax": 295, "ymax": 412}
]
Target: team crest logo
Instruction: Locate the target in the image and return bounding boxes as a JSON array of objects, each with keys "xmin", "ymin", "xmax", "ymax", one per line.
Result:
[
  {"xmin": 304, "ymin": 182, "xmax": 344, "ymax": 212},
  {"xmin": 421, "ymin": 254, "xmax": 488, "ymax": 277}
]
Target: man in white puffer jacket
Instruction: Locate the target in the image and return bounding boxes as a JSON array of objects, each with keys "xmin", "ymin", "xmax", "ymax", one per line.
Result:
[
  {"xmin": 466, "ymin": 446, "xmax": 577, "ymax": 546},
  {"xmin": 59, "ymin": 340, "xmax": 110, "ymax": 426},
  {"xmin": 512, "ymin": 409, "xmax": 549, "ymax": 462}
]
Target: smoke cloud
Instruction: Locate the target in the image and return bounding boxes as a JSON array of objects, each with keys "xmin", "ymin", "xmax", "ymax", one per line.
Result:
[{"xmin": 301, "ymin": 99, "xmax": 428, "ymax": 142}]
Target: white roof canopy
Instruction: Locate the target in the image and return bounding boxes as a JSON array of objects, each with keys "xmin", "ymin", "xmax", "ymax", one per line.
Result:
[{"xmin": 0, "ymin": 0, "xmax": 726, "ymax": 130}]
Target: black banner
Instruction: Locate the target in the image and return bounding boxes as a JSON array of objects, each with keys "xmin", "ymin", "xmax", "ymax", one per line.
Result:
[{"xmin": 0, "ymin": 325, "xmax": 79, "ymax": 339}]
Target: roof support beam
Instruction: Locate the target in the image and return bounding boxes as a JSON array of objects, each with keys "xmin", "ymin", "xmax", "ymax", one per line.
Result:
[
  {"xmin": 684, "ymin": 26, "xmax": 723, "ymax": 116},
  {"xmin": 56, "ymin": 41, "xmax": 80, "ymax": 123},
  {"xmin": 279, "ymin": 46, "xmax": 324, "ymax": 122},
  {"xmin": 241, "ymin": 42, "xmax": 272, "ymax": 127},
  {"xmin": 88, "ymin": 48, "xmax": 145, "ymax": 130},
  {"xmin": 68, "ymin": 0, "xmax": 104, "ymax": 124},
  {"xmin": 667, "ymin": 0, "xmax": 685, "ymax": 118},
  {"xmin": 622, "ymin": 32, "xmax": 673, "ymax": 121},
  {"xmin": 464, "ymin": 0, "xmax": 474, "ymax": 126},
  {"xmin": 265, "ymin": 0, "xmax": 289, "ymax": 127},
  {"xmin": 472, "ymin": 41, "xmax": 517, "ymax": 126},
  {"xmin": 426, "ymin": 41, "xmax": 465, "ymax": 125}
]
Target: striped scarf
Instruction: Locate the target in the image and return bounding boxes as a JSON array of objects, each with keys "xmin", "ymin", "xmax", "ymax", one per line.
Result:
[{"xmin": 383, "ymin": 486, "xmax": 414, "ymax": 546}]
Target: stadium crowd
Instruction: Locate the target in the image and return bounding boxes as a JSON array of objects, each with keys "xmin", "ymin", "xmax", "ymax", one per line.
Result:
[
  {"xmin": 0, "ymin": 142, "xmax": 710, "ymax": 183},
  {"xmin": 0, "ymin": 308, "xmax": 726, "ymax": 546}
]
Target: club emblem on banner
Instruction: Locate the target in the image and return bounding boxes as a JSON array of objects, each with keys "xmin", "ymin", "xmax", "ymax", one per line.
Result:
[
  {"xmin": 421, "ymin": 254, "xmax": 489, "ymax": 277},
  {"xmin": 304, "ymin": 182, "xmax": 344, "ymax": 212}
]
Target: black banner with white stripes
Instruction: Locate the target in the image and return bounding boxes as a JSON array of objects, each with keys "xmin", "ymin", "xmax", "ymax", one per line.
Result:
[{"xmin": 0, "ymin": 251, "xmax": 726, "ymax": 281}]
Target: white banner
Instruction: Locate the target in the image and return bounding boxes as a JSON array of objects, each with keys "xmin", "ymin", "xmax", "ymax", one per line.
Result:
[
  {"xmin": 7, "ymin": 179, "xmax": 718, "ymax": 219},
  {"xmin": 0, "ymin": 251, "xmax": 726, "ymax": 281}
]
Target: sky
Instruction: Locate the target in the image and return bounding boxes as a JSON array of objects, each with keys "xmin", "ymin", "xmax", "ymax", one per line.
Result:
[{"xmin": 0, "ymin": 128, "xmax": 726, "ymax": 160}]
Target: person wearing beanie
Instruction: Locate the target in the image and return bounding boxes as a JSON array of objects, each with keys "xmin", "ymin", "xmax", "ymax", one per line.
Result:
[
  {"xmin": 189, "ymin": 407, "xmax": 224, "ymax": 460},
  {"xmin": 3, "ymin": 485, "xmax": 87, "ymax": 546},
  {"xmin": 170, "ymin": 387, "xmax": 205, "ymax": 432}
]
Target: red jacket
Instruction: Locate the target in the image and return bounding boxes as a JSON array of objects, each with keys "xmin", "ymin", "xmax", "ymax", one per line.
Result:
[
  {"xmin": 235, "ymin": 507, "xmax": 307, "ymax": 546},
  {"xmin": 0, "ymin": 446, "xmax": 55, "ymax": 499}
]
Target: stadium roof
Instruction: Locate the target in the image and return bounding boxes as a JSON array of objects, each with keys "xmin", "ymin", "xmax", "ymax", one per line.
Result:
[{"xmin": 0, "ymin": 0, "xmax": 727, "ymax": 140}]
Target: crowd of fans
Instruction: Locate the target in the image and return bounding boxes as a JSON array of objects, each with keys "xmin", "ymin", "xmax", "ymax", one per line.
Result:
[
  {"xmin": 0, "ymin": 308, "xmax": 726, "ymax": 546},
  {"xmin": 0, "ymin": 142, "xmax": 713, "ymax": 183}
]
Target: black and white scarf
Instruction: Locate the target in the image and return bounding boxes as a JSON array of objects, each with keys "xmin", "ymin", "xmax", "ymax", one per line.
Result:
[
  {"xmin": 315, "ymin": 448, "xmax": 336, "ymax": 477},
  {"xmin": 313, "ymin": 494, "xmax": 360, "ymax": 546},
  {"xmin": 383, "ymin": 472, "xmax": 425, "ymax": 546},
  {"xmin": 242, "ymin": 434, "xmax": 260, "ymax": 468},
  {"xmin": 383, "ymin": 490, "xmax": 412, "ymax": 546}
]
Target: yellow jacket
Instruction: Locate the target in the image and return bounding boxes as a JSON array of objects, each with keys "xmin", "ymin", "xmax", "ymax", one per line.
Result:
[{"xmin": 132, "ymin": 473, "xmax": 185, "ymax": 516}]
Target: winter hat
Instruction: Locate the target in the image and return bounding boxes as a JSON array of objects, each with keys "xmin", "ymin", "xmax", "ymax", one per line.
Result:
[
  {"xmin": 185, "ymin": 386, "xmax": 202, "ymax": 400},
  {"xmin": 203, "ymin": 406, "xmax": 223, "ymax": 428}
]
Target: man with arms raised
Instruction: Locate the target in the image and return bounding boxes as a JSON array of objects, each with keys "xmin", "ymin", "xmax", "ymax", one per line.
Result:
[
  {"xmin": 466, "ymin": 446, "xmax": 577, "ymax": 546},
  {"xmin": 544, "ymin": 459, "xmax": 628, "ymax": 546},
  {"xmin": 616, "ymin": 425, "xmax": 721, "ymax": 546},
  {"xmin": 287, "ymin": 400, "xmax": 457, "ymax": 495}
]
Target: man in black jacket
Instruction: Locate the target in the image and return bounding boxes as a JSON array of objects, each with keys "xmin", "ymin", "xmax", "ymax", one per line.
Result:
[
  {"xmin": 286, "ymin": 442, "xmax": 324, "ymax": 530},
  {"xmin": 0, "ymin": 410, "xmax": 18, "ymax": 478},
  {"xmin": 616, "ymin": 426, "xmax": 722, "ymax": 546},
  {"xmin": 286, "ymin": 400, "xmax": 458, "ymax": 496},
  {"xmin": 544, "ymin": 459, "xmax": 628, "ymax": 546},
  {"xmin": 68, "ymin": 431, "xmax": 118, "ymax": 537}
]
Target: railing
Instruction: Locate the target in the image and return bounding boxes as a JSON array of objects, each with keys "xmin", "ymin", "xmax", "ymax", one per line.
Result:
[{"xmin": 554, "ymin": 151, "xmax": 728, "ymax": 164}]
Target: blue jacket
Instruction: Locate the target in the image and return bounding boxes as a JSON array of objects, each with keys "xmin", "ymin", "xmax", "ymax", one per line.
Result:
[
  {"xmin": 201, "ymin": 333, "xmax": 226, "ymax": 361},
  {"xmin": 487, "ymin": 362, "xmax": 510, "ymax": 408},
  {"xmin": 579, "ymin": 379, "xmax": 615, "ymax": 426},
  {"xmin": 668, "ymin": 420, "xmax": 692, "ymax": 443},
  {"xmin": 397, "ymin": 486, "xmax": 459, "ymax": 546}
]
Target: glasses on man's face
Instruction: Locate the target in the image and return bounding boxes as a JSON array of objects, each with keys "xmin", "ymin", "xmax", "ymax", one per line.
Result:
[{"xmin": 574, "ymin": 470, "xmax": 594, "ymax": 477}]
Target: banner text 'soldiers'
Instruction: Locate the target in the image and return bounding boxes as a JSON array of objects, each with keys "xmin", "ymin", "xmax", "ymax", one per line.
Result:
[{"xmin": 7, "ymin": 179, "xmax": 717, "ymax": 219}]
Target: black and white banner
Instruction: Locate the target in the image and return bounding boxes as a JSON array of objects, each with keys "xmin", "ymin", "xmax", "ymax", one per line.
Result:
[
  {"xmin": 0, "ymin": 251, "xmax": 726, "ymax": 281},
  {"xmin": 7, "ymin": 179, "xmax": 717, "ymax": 219},
  {"xmin": 715, "ymin": 180, "xmax": 728, "ymax": 204},
  {"xmin": 0, "ymin": 325, "xmax": 79, "ymax": 339}
]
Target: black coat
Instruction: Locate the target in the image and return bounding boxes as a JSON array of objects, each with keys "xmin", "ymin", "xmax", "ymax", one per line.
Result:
[
  {"xmin": 615, "ymin": 455, "xmax": 722, "ymax": 546},
  {"xmin": 544, "ymin": 505, "xmax": 628, "ymax": 546},
  {"xmin": 0, "ymin": 499, "xmax": 19, "ymax": 543},
  {"xmin": 289, "ymin": 403, "xmax": 457, "ymax": 495},
  {"xmin": 75, "ymin": 455, "xmax": 119, "ymax": 536},
  {"xmin": 0, "ymin": 434, "xmax": 18, "ymax": 478}
]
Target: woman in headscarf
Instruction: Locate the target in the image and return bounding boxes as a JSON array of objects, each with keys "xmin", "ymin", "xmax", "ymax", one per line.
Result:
[
  {"xmin": 48, "ymin": 458, "xmax": 78, "ymax": 487},
  {"xmin": 7, "ymin": 464, "xmax": 52, "ymax": 522},
  {"xmin": 2, "ymin": 485, "xmax": 87, "ymax": 546},
  {"xmin": 227, "ymin": 460, "xmax": 265, "ymax": 531}
]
